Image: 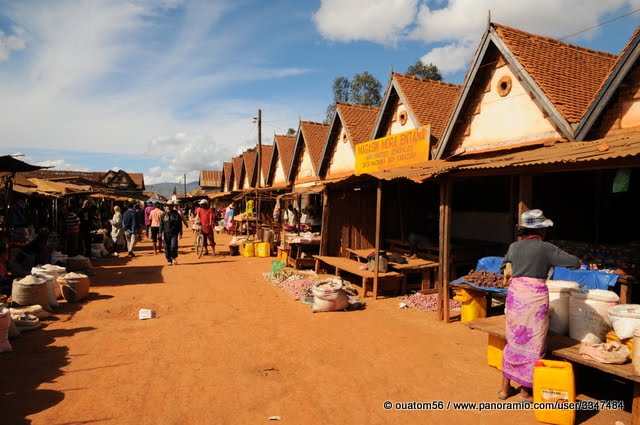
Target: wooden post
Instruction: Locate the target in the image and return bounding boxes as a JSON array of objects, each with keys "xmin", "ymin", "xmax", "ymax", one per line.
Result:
[
  {"xmin": 438, "ymin": 180, "xmax": 452, "ymax": 322},
  {"xmin": 372, "ymin": 180, "xmax": 382, "ymax": 300},
  {"xmin": 518, "ymin": 174, "xmax": 533, "ymax": 220},
  {"xmin": 319, "ymin": 189, "xmax": 330, "ymax": 255}
]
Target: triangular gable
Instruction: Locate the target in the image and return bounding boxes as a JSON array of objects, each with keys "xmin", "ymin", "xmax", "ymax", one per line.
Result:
[
  {"xmin": 434, "ymin": 22, "xmax": 616, "ymax": 159},
  {"xmin": 319, "ymin": 102, "xmax": 379, "ymax": 178},
  {"xmin": 243, "ymin": 150, "xmax": 258, "ymax": 188},
  {"xmin": 222, "ymin": 162, "xmax": 233, "ymax": 192},
  {"xmin": 260, "ymin": 145, "xmax": 274, "ymax": 187},
  {"xmin": 577, "ymin": 26, "xmax": 640, "ymax": 139},
  {"xmin": 274, "ymin": 134, "xmax": 296, "ymax": 187},
  {"xmin": 232, "ymin": 156, "xmax": 244, "ymax": 190},
  {"xmin": 290, "ymin": 121, "xmax": 329, "ymax": 184},
  {"xmin": 373, "ymin": 72, "xmax": 460, "ymax": 157},
  {"xmin": 433, "ymin": 23, "xmax": 615, "ymax": 158}
]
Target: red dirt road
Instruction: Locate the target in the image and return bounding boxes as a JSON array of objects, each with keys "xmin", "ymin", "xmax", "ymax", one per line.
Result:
[{"xmin": 0, "ymin": 233, "xmax": 631, "ymax": 424}]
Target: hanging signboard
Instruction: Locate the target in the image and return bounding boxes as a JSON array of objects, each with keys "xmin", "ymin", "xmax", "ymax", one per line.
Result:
[{"xmin": 355, "ymin": 125, "xmax": 430, "ymax": 175}]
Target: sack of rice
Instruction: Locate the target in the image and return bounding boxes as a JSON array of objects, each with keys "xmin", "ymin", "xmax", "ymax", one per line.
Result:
[
  {"xmin": 12, "ymin": 275, "xmax": 50, "ymax": 311},
  {"xmin": 57, "ymin": 272, "xmax": 90, "ymax": 302},
  {"xmin": 311, "ymin": 278, "xmax": 349, "ymax": 313},
  {"xmin": 40, "ymin": 264, "xmax": 67, "ymax": 299},
  {"xmin": 0, "ymin": 308, "xmax": 12, "ymax": 352},
  {"xmin": 31, "ymin": 271, "xmax": 59, "ymax": 309}
]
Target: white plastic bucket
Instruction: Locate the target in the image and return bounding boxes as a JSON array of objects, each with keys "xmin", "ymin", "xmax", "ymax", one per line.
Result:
[
  {"xmin": 608, "ymin": 304, "xmax": 640, "ymax": 339},
  {"xmin": 546, "ymin": 280, "xmax": 579, "ymax": 335},
  {"xmin": 569, "ymin": 289, "xmax": 619, "ymax": 343}
]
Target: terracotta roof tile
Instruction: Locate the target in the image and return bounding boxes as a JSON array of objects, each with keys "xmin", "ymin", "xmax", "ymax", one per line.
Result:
[
  {"xmin": 232, "ymin": 157, "xmax": 244, "ymax": 186},
  {"xmin": 336, "ymin": 102, "xmax": 380, "ymax": 146},
  {"xmin": 493, "ymin": 22, "xmax": 616, "ymax": 123},
  {"xmin": 392, "ymin": 72, "xmax": 461, "ymax": 140},
  {"xmin": 223, "ymin": 162, "xmax": 233, "ymax": 185},
  {"xmin": 299, "ymin": 121, "xmax": 330, "ymax": 168},
  {"xmin": 243, "ymin": 150, "xmax": 257, "ymax": 186},
  {"xmin": 199, "ymin": 170, "xmax": 221, "ymax": 187},
  {"xmin": 275, "ymin": 135, "xmax": 296, "ymax": 178},
  {"xmin": 260, "ymin": 145, "xmax": 273, "ymax": 183}
]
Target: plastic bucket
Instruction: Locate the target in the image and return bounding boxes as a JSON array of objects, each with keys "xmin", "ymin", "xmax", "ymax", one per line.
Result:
[
  {"xmin": 453, "ymin": 288, "xmax": 487, "ymax": 322},
  {"xmin": 243, "ymin": 242, "xmax": 255, "ymax": 257},
  {"xmin": 256, "ymin": 242, "xmax": 270, "ymax": 257}
]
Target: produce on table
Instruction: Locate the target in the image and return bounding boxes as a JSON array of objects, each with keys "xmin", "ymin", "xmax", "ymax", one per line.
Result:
[
  {"xmin": 463, "ymin": 270, "xmax": 506, "ymax": 288},
  {"xmin": 405, "ymin": 292, "xmax": 461, "ymax": 312}
]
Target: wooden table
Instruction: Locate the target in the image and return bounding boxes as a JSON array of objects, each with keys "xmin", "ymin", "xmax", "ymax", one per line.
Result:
[
  {"xmin": 286, "ymin": 240, "xmax": 320, "ymax": 269},
  {"xmin": 313, "ymin": 255, "xmax": 402, "ymax": 298},
  {"xmin": 467, "ymin": 315, "xmax": 640, "ymax": 424},
  {"xmin": 346, "ymin": 248, "xmax": 439, "ymax": 294}
]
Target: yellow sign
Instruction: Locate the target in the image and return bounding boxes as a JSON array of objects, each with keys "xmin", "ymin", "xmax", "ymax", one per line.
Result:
[{"xmin": 355, "ymin": 125, "xmax": 430, "ymax": 175}]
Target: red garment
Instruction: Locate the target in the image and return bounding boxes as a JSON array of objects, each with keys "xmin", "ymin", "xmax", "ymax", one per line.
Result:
[{"xmin": 196, "ymin": 207, "xmax": 215, "ymax": 233}]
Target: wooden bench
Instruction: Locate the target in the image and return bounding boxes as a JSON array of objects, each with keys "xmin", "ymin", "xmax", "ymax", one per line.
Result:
[
  {"xmin": 345, "ymin": 248, "xmax": 439, "ymax": 294},
  {"xmin": 313, "ymin": 255, "xmax": 402, "ymax": 299},
  {"xmin": 467, "ymin": 315, "xmax": 640, "ymax": 424}
]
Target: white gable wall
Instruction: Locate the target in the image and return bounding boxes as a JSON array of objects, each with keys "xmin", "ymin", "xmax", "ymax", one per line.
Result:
[
  {"xmin": 458, "ymin": 66, "xmax": 560, "ymax": 150},
  {"xmin": 272, "ymin": 159, "xmax": 288, "ymax": 187},
  {"xmin": 295, "ymin": 147, "xmax": 316, "ymax": 183},
  {"xmin": 387, "ymin": 102, "xmax": 417, "ymax": 135},
  {"xmin": 326, "ymin": 126, "xmax": 356, "ymax": 178}
]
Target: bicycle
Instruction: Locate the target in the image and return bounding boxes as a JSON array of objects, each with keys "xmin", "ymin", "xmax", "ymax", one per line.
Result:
[{"xmin": 193, "ymin": 222, "xmax": 205, "ymax": 258}]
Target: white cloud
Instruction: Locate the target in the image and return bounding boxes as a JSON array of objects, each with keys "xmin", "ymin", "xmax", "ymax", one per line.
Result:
[
  {"xmin": 313, "ymin": 0, "xmax": 419, "ymax": 44},
  {"xmin": 0, "ymin": 27, "xmax": 27, "ymax": 61},
  {"xmin": 420, "ymin": 39, "xmax": 477, "ymax": 74},
  {"xmin": 9, "ymin": 152, "xmax": 89, "ymax": 171},
  {"xmin": 313, "ymin": 0, "xmax": 640, "ymax": 74}
]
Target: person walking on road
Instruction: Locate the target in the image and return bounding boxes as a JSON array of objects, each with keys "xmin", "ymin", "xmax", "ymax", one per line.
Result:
[
  {"xmin": 195, "ymin": 199, "xmax": 216, "ymax": 255},
  {"xmin": 149, "ymin": 202, "xmax": 164, "ymax": 255},
  {"xmin": 122, "ymin": 203, "xmax": 139, "ymax": 257},
  {"xmin": 160, "ymin": 200, "xmax": 183, "ymax": 265}
]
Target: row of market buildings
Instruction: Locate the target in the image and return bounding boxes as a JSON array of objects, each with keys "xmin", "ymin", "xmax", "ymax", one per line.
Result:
[{"xmin": 198, "ymin": 21, "xmax": 640, "ymax": 319}]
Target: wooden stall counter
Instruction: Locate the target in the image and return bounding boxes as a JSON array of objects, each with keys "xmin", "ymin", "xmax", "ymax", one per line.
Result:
[{"xmin": 467, "ymin": 315, "xmax": 640, "ymax": 424}]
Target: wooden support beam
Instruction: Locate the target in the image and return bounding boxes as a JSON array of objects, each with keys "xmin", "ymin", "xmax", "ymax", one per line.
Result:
[
  {"xmin": 518, "ymin": 174, "xmax": 533, "ymax": 220},
  {"xmin": 438, "ymin": 179, "xmax": 452, "ymax": 321},
  {"xmin": 319, "ymin": 189, "xmax": 330, "ymax": 256},
  {"xmin": 372, "ymin": 180, "xmax": 382, "ymax": 300}
]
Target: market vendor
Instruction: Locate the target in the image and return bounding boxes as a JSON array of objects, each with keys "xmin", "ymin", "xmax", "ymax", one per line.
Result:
[{"xmin": 497, "ymin": 209, "xmax": 580, "ymax": 402}]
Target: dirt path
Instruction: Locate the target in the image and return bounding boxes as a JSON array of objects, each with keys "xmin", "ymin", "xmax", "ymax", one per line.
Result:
[{"xmin": 0, "ymin": 232, "xmax": 631, "ymax": 424}]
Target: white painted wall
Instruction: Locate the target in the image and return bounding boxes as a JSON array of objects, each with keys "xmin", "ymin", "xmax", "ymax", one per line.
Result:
[
  {"xmin": 388, "ymin": 102, "xmax": 416, "ymax": 135},
  {"xmin": 326, "ymin": 127, "xmax": 356, "ymax": 178},
  {"xmin": 272, "ymin": 159, "xmax": 288, "ymax": 187},
  {"xmin": 459, "ymin": 66, "xmax": 560, "ymax": 150},
  {"xmin": 295, "ymin": 148, "xmax": 316, "ymax": 183}
]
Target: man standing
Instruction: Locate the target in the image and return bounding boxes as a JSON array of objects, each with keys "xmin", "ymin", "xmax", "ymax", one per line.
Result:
[
  {"xmin": 122, "ymin": 203, "xmax": 138, "ymax": 257},
  {"xmin": 78, "ymin": 200, "xmax": 94, "ymax": 258},
  {"xmin": 149, "ymin": 202, "xmax": 164, "ymax": 255},
  {"xmin": 195, "ymin": 199, "xmax": 216, "ymax": 255},
  {"xmin": 144, "ymin": 201, "xmax": 155, "ymax": 238},
  {"xmin": 64, "ymin": 206, "xmax": 81, "ymax": 256},
  {"xmin": 160, "ymin": 200, "xmax": 183, "ymax": 265}
]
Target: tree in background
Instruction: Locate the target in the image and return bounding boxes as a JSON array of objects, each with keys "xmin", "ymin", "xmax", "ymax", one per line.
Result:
[
  {"xmin": 325, "ymin": 73, "xmax": 382, "ymax": 123},
  {"xmin": 406, "ymin": 60, "xmax": 442, "ymax": 81},
  {"xmin": 286, "ymin": 128, "xmax": 296, "ymax": 136},
  {"xmin": 172, "ymin": 186, "xmax": 177, "ymax": 196}
]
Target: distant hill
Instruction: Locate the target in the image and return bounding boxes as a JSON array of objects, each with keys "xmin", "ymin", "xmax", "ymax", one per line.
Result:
[{"xmin": 146, "ymin": 181, "xmax": 199, "ymax": 198}]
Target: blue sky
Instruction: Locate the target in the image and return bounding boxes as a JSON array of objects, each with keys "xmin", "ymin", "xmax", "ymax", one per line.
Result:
[{"xmin": 1, "ymin": 0, "xmax": 640, "ymax": 185}]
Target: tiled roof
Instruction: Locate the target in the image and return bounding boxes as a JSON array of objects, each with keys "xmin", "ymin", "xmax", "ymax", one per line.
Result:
[
  {"xmin": 223, "ymin": 162, "xmax": 233, "ymax": 185},
  {"xmin": 493, "ymin": 22, "xmax": 617, "ymax": 123},
  {"xmin": 260, "ymin": 145, "xmax": 273, "ymax": 183},
  {"xmin": 199, "ymin": 170, "xmax": 222, "ymax": 187},
  {"xmin": 243, "ymin": 150, "xmax": 257, "ymax": 186},
  {"xmin": 275, "ymin": 135, "xmax": 296, "ymax": 178},
  {"xmin": 299, "ymin": 121, "xmax": 330, "ymax": 169},
  {"xmin": 392, "ymin": 72, "xmax": 461, "ymax": 140},
  {"xmin": 17, "ymin": 169, "xmax": 144, "ymax": 189},
  {"xmin": 336, "ymin": 102, "xmax": 380, "ymax": 146},
  {"xmin": 232, "ymin": 157, "xmax": 244, "ymax": 185}
]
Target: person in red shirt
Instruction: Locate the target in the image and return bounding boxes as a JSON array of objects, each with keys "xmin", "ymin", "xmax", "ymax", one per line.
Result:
[{"xmin": 195, "ymin": 199, "xmax": 216, "ymax": 255}]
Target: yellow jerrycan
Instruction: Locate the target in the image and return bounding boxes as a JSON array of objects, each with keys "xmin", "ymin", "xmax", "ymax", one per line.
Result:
[{"xmin": 533, "ymin": 359, "xmax": 575, "ymax": 425}]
